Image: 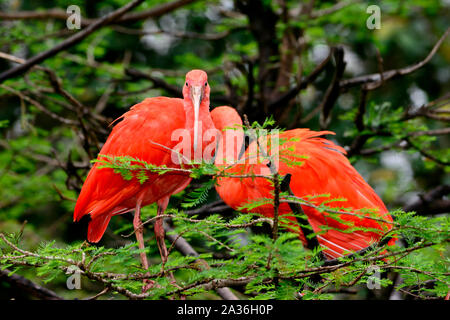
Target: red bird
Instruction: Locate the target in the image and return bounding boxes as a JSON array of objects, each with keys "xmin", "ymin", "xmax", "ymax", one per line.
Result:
[
  {"xmin": 211, "ymin": 106, "xmax": 394, "ymax": 260},
  {"xmin": 74, "ymin": 70, "xmax": 216, "ymax": 269}
]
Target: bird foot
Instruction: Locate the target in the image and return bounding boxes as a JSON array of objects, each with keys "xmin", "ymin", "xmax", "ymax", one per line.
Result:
[{"xmin": 141, "ymin": 278, "xmax": 159, "ymax": 293}]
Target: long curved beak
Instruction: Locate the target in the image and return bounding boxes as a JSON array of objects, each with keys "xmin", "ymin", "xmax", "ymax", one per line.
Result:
[{"xmin": 190, "ymin": 86, "xmax": 203, "ymax": 153}]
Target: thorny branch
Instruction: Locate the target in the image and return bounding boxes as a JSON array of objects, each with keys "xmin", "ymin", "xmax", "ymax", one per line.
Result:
[{"xmin": 1, "ymin": 231, "xmax": 446, "ymax": 300}]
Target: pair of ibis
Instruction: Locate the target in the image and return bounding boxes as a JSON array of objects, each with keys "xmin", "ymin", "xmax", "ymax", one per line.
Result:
[{"xmin": 74, "ymin": 70, "xmax": 394, "ymax": 272}]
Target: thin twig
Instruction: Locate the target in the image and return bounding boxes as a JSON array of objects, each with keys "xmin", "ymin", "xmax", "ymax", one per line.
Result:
[
  {"xmin": 340, "ymin": 27, "xmax": 450, "ymax": 89},
  {"xmin": 0, "ymin": 0, "xmax": 145, "ymax": 83}
]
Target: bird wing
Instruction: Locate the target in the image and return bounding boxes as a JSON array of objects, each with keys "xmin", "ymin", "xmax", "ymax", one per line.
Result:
[
  {"xmin": 278, "ymin": 129, "xmax": 393, "ymax": 258},
  {"xmin": 210, "ymin": 107, "xmax": 394, "ymax": 259},
  {"xmin": 217, "ymin": 129, "xmax": 393, "ymax": 258},
  {"xmin": 74, "ymin": 97, "xmax": 187, "ymax": 225}
]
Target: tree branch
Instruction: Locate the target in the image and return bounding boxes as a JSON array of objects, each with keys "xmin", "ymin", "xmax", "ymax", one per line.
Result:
[
  {"xmin": 0, "ymin": 268, "xmax": 63, "ymax": 300},
  {"xmin": 124, "ymin": 68, "xmax": 181, "ymax": 98},
  {"xmin": 115, "ymin": 0, "xmax": 198, "ymax": 23},
  {"xmin": 319, "ymin": 46, "xmax": 346, "ymax": 129},
  {"xmin": 339, "ymin": 27, "xmax": 450, "ymax": 90},
  {"xmin": 0, "ymin": 0, "xmax": 198, "ymax": 25},
  {"xmin": 163, "ymin": 222, "xmax": 240, "ymax": 300},
  {"xmin": 0, "ymin": 0, "xmax": 145, "ymax": 83},
  {"xmin": 308, "ymin": 0, "xmax": 360, "ymax": 18},
  {"xmin": 403, "ymin": 185, "xmax": 450, "ymax": 216},
  {"xmin": 268, "ymin": 46, "xmax": 333, "ymax": 111}
]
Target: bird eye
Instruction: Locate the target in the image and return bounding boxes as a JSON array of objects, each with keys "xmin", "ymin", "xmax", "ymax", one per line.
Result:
[
  {"xmin": 204, "ymin": 82, "xmax": 208, "ymax": 87},
  {"xmin": 185, "ymin": 82, "xmax": 188, "ymax": 87}
]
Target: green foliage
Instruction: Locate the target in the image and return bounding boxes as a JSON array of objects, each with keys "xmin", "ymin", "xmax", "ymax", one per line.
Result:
[
  {"xmin": 2, "ymin": 199, "xmax": 448, "ymax": 299},
  {"xmin": 181, "ymin": 179, "xmax": 216, "ymax": 209},
  {"xmin": 1, "ymin": 149, "xmax": 448, "ymax": 299},
  {"xmin": 0, "ymin": 0, "xmax": 448, "ymax": 301}
]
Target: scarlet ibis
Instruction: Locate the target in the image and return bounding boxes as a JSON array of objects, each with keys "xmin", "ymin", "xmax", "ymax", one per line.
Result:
[
  {"xmin": 74, "ymin": 70, "xmax": 216, "ymax": 272},
  {"xmin": 211, "ymin": 106, "xmax": 394, "ymax": 260}
]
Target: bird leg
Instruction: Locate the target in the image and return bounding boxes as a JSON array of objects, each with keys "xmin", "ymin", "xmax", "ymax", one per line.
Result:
[
  {"xmin": 133, "ymin": 199, "xmax": 155, "ymax": 292},
  {"xmin": 155, "ymin": 197, "xmax": 169, "ymax": 264},
  {"xmin": 155, "ymin": 197, "xmax": 179, "ymax": 288}
]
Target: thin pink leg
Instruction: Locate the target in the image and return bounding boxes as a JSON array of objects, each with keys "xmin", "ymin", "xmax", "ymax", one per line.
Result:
[
  {"xmin": 155, "ymin": 197, "xmax": 169, "ymax": 264},
  {"xmin": 133, "ymin": 199, "xmax": 149, "ymax": 269},
  {"xmin": 133, "ymin": 199, "xmax": 154, "ymax": 292},
  {"xmin": 154, "ymin": 197, "xmax": 181, "ymax": 291}
]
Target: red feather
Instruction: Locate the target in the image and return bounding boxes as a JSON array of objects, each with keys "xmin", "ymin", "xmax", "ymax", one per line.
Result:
[
  {"xmin": 74, "ymin": 97, "xmax": 191, "ymax": 242},
  {"xmin": 212, "ymin": 107, "xmax": 394, "ymax": 259}
]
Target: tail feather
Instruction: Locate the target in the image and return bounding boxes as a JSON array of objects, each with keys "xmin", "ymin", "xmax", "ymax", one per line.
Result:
[
  {"xmin": 73, "ymin": 163, "xmax": 99, "ymax": 222},
  {"xmin": 87, "ymin": 214, "xmax": 112, "ymax": 243}
]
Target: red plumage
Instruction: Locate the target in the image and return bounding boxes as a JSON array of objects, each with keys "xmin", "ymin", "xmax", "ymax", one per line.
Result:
[
  {"xmin": 74, "ymin": 97, "xmax": 190, "ymax": 242},
  {"xmin": 74, "ymin": 70, "xmax": 217, "ymax": 286},
  {"xmin": 212, "ymin": 106, "xmax": 394, "ymax": 259}
]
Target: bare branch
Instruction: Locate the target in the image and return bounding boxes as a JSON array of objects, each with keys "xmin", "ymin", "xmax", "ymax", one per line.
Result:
[
  {"xmin": 407, "ymin": 127, "xmax": 450, "ymax": 138},
  {"xmin": 163, "ymin": 223, "xmax": 240, "ymax": 300},
  {"xmin": 124, "ymin": 68, "xmax": 181, "ymax": 97},
  {"xmin": 340, "ymin": 27, "xmax": 450, "ymax": 89},
  {"xmin": 115, "ymin": 0, "xmax": 198, "ymax": 23},
  {"xmin": 268, "ymin": 46, "xmax": 333, "ymax": 110},
  {"xmin": 0, "ymin": 0, "xmax": 146, "ymax": 83},
  {"xmin": 111, "ymin": 25, "xmax": 245, "ymax": 40},
  {"xmin": 0, "ymin": 0, "xmax": 198, "ymax": 24},
  {"xmin": 0, "ymin": 8, "xmax": 93, "ymax": 24},
  {"xmin": 403, "ymin": 185, "xmax": 450, "ymax": 216},
  {"xmin": 0, "ymin": 84, "xmax": 77, "ymax": 125},
  {"xmin": 309, "ymin": 0, "xmax": 360, "ymax": 18},
  {"xmin": 319, "ymin": 46, "xmax": 346, "ymax": 129},
  {"xmin": 0, "ymin": 268, "xmax": 63, "ymax": 300}
]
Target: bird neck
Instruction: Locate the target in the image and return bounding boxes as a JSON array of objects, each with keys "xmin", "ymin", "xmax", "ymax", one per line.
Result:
[
  {"xmin": 184, "ymin": 97, "xmax": 215, "ymax": 132},
  {"xmin": 183, "ymin": 97, "xmax": 215, "ymax": 161}
]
